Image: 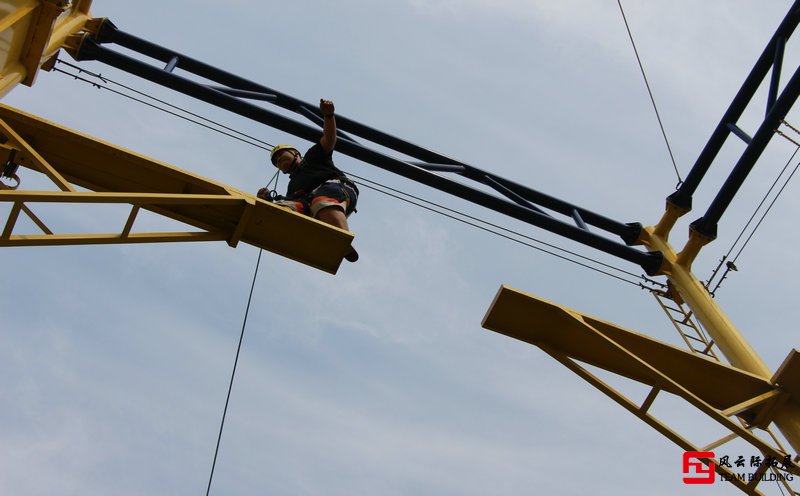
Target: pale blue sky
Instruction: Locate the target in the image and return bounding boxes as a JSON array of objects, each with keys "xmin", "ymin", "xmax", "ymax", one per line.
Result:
[{"xmin": 2, "ymin": 1, "xmax": 799, "ymax": 495}]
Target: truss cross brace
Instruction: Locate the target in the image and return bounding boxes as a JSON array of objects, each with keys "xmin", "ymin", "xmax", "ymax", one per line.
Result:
[
  {"xmin": 61, "ymin": 19, "xmax": 664, "ymax": 275},
  {"xmin": 0, "ymin": 104, "xmax": 354, "ymax": 273},
  {"xmin": 483, "ymin": 285, "xmax": 800, "ymax": 496}
]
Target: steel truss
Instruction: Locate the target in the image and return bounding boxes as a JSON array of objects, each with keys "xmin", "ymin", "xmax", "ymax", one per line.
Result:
[
  {"xmin": 6, "ymin": 2, "xmax": 800, "ymax": 494},
  {"xmin": 483, "ymin": 286, "xmax": 800, "ymax": 496},
  {"xmin": 62, "ymin": 19, "xmax": 665, "ymax": 275},
  {"xmin": 667, "ymin": 2, "xmax": 800, "ymax": 241},
  {"xmin": 0, "ymin": 104, "xmax": 353, "ymax": 274}
]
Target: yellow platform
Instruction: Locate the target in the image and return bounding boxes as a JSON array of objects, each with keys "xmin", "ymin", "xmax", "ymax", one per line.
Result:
[
  {"xmin": 482, "ymin": 285, "xmax": 788, "ymax": 416},
  {"xmin": 0, "ymin": 103, "xmax": 354, "ymax": 274}
]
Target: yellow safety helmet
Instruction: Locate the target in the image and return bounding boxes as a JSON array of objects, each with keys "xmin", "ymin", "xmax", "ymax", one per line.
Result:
[{"xmin": 270, "ymin": 144, "xmax": 299, "ymax": 166}]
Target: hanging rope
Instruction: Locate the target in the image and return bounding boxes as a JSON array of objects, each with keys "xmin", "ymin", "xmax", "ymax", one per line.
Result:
[
  {"xmin": 206, "ymin": 248, "xmax": 263, "ymax": 496},
  {"xmin": 616, "ymin": 0, "xmax": 682, "ymax": 187},
  {"xmin": 263, "ymin": 167, "xmax": 281, "ymax": 199}
]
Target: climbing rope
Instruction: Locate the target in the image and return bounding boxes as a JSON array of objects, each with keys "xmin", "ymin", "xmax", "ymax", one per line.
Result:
[{"xmin": 206, "ymin": 248, "xmax": 263, "ymax": 496}]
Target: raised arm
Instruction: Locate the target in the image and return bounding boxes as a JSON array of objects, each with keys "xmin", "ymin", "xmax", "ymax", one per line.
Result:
[{"xmin": 319, "ymin": 98, "xmax": 337, "ymax": 153}]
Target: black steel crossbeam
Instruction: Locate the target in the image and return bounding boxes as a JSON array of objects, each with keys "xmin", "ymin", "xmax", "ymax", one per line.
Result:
[
  {"xmin": 668, "ymin": 1, "xmax": 800, "ymax": 216},
  {"xmin": 90, "ymin": 20, "xmax": 643, "ymax": 244},
  {"xmin": 767, "ymin": 36, "xmax": 787, "ymax": 115},
  {"xmin": 209, "ymin": 87, "xmax": 277, "ymax": 102},
  {"xmin": 691, "ymin": 60, "xmax": 800, "ymax": 239},
  {"xmin": 73, "ymin": 30, "xmax": 663, "ymax": 274},
  {"xmin": 481, "ymin": 175, "xmax": 550, "ymax": 216},
  {"xmin": 407, "ymin": 162, "xmax": 467, "ymax": 173}
]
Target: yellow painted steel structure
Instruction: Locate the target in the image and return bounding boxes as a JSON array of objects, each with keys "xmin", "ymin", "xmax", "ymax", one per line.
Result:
[
  {"xmin": 0, "ymin": 0, "xmax": 93, "ymax": 97},
  {"xmin": 484, "ymin": 205, "xmax": 800, "ymax": 494},
  {"xmin": 483, "ymin": 287, "xmax": 800, "ymax": 495},
  {"xmin": 0, "ymin": 1, "xmax": 354, "ymax": 274},
  {"xmin": 1, "ymin": 1, "xmax": 798, "ymax": 494},
  {"xmin": 0, "ymin": 104, "xmax": 354, "ymax": 273}
]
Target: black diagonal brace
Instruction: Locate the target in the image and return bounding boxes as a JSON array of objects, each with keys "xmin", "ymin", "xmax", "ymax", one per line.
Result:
[
  {"xmin": 691, "ymin": 59, "xmax": 800, "ymax": 239},
  {"xmin": 89, "ymin": 20, "xmax": 643, "ymax": 242},
  {"xmin": 668, "ymin": 1, "xmax": 800, "ymax": 213},
  {"xmin": 74, "ymin": 33, "xmax": 663, "ymax": 274}
]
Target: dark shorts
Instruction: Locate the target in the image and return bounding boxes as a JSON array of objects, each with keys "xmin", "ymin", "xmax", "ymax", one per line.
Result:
[{"xmin": 275, "ymin": 179, "xmax": 358, "ymax": 218}]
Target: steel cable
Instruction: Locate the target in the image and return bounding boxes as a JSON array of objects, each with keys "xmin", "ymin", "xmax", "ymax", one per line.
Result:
[
  {"xmin": 52, "ymin": 62, "xmax": 660, "ymax": 290},
  {"xmin": 616, "ymin": 0, "xmax": 682, "ymax": 186},
  {"xmin": 206, "ymin": 248, "xmax": 262, "ymax": 496}
]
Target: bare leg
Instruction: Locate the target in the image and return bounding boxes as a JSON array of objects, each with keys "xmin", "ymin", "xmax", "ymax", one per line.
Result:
[
  {"xmin": 316, "ymin": 206, "xmax": 349, "ymax": 231},
  {"xmin": 316, "ymin": 206, "xmax": 358, "ymax": 262}
]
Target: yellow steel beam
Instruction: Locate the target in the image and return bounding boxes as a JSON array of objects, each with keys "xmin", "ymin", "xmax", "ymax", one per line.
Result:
[
  {"xmin": 72, "ymin": 0, "xmax": 92, "ymax": 15},
  {"xmin": 482, "ymin": 285, "xmax": 800, "ymax": 485},
  {"xmin": 2, "ymin": 201, "xmax": 23, "ymax": 238},
  {"xmin": 0, "ymin": 231, "xmax": 228, "ymax": 246},
  {"xmin": 721, "ymin": 390, "xmax": 783, "ymax": 418},
  {"xmin": 1, "ymin": 190, "xmax": 256, "ymax": 205},
  {"xmin": 0, "ymin": 0, "xmax": 93, "ymax": 97},
  {"xmin": 539, "ymin": 345, "xmax": 765, "ymax": 496},
  {"xmin": 18, "ymin": 0, "xmax": 64, "ymax": 86},
  {"xmin": 638, "ymin": 225, "xmax": 800, "ymax": 455},
  {"xmin": 481, "ymin": 285, "xmax": 789, "ymax": 418},
  {"xmin": 0, "ymin": 1, "xmax": 39, "ymax": 33},
  {"xmin": 774, "ymin": 349, "xmax": 800, "ymax": 400},
  {"xmin": 0, "ymin": 116, "xmax": 74, "ymax": 191},
  {"xmin": 640, "ymin": 228, "xmax": 771, "ymax": 377},
  {"xmin": 0, "ymin": 104, "xmax": 354, "ymax": 273}
]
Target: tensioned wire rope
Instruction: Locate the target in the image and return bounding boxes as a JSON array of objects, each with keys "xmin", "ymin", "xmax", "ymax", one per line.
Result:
[
  {"xmin": 706, "ymin": 135, "xmax": 800, "ymax": 295},
  {"xmin": 51, "ymin": 51, "xmax": 677, "ymax": 495},
  {"xmin": 615, "ymin": 3, "xmax": 800, "ymax": 301},
  {"xmin": 50, "ymin": 59, "xmax": 274, "ymax": 496},
  {"xmin": 54, "ymin": 60, "xmax": 273, "ymax": 151},
  {"xmin": 614, "ymin": 11, "xmax": 797, "ymax": 492},
  {"xmin": 51, "ymin": 59, "xmax": 661, "ymax": 290},
  {"xmin": 346, "ymin": 171, "xmax": 653, "ymax": 287},
  {"xmin": 616, "ymin": 0, "xmax": 682, "ymax": 187},
  {"xmin": 206, "ymin": 247, "xmax": 262, "ymax": 496},
  {"xmin": 65, "ymin": 14, "xmax": 799, "ymax": 494}
]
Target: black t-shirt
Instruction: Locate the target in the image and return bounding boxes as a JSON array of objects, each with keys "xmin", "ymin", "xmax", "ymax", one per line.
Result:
[{"xmin": 285, "ymin": 143, "xmax": 346, "ymax": 199}]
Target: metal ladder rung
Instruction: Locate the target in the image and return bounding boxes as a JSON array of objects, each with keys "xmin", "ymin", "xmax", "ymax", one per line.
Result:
[
  {"xmin": 675, "ymin": 320, "xmax": 699, "ymax": 329},
  {"xmin": 700, "ymin": 341, "xmax": 716, "ymax": 355},
  {"xmin": 664, "ymin": 307, "xmax": 696, "ymax": 327},
  {"xmin": 652, "ymin": 291, "xmax": 720, "ymax": 361}
]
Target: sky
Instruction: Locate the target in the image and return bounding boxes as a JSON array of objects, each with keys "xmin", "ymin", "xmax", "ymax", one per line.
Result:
[{"xmin": 2, "ymin": 1, "xmax": 800, "ymax": 495}]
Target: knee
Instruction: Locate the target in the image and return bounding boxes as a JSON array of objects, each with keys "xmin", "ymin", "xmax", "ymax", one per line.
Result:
[{"xmin": 317, "ymin": 205, "xmax": 345, "ymax": 221}]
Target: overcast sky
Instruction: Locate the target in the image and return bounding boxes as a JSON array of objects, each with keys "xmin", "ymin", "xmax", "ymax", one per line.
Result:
[{"xmin": 3, "ymin": 1, "xmax": 800, "ymax": 495}]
